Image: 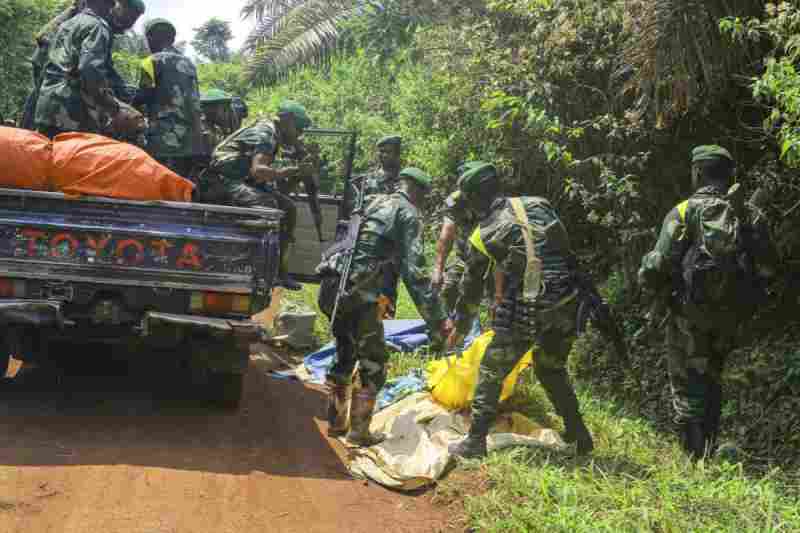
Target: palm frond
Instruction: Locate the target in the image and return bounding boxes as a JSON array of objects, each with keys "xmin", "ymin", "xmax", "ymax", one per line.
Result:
[{"xmin": 623, "ymin": 0, "xmax": 763, "ymax": 126}]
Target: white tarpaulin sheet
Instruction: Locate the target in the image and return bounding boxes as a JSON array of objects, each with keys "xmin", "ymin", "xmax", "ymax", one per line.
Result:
[{"xmin": 345, "ymin": 392, "xmax": 565, "ymax": 491}]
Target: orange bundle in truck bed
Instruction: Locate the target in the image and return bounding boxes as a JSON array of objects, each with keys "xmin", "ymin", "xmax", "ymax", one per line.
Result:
[
  {"xmin": 0, "ymin": 127, "xmax": 52, "ymax": 190},
  {"xmin": 50, "ymin": 133, "xmax": 194, "ymax": 202}
]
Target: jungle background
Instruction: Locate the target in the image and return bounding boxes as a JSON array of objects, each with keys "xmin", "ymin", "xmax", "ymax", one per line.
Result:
[{"xmin": 3, "ymin": 0, "xmax": 800, "ymax": 528}]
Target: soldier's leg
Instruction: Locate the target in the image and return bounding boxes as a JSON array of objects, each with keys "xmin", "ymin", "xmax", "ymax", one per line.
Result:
[
  {"xmin": 440, "ymin": 259, "xmax": 464, "ymax": 313},
  {"xmin": 704, "ymin": 329, "xmax": 736, "ymax": 454},
  {"xmin": 346, "ymin": 302, "xmax": 387, "ymax": 447},
  {"xmin": 273, "ymin": 191, "xmax": 300, "ymax": 290},
  {"xmin": 326, "ymin": 308, "xmax": 357, "ymax": 436},
  {"xmin": 666, "ymin": 316, "xmax": 709, "ymax": 459},
  {"xmin": 533, "ymin": 300, "xmax": 593, "ymax": 454}
]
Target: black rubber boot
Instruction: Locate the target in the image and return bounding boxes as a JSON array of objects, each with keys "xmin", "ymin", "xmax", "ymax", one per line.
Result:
[
  {"xmin": 276, "ymin": 237, "xmax": 302, "ymax": 291},
  {"xmin": 704, "ymin": 380, "xmax": 722, "ymax": 457},
  {"xmin": 536, "ymin": 367, "xmax": 594, "ymax": 455},
  {"xmin": 682, "ymin": 421, "xmax": 707, "ymax": 460},
  {"xmin": 448, "ymin": 432, "xmax": 488, "ymax": 460},
  {"xmin": 345, "ymin": 391, "xmax": 385, "ymax": 447},
  {"xmin": 326, "ymin": 381, "xmax": 353, "ymax": 437}
]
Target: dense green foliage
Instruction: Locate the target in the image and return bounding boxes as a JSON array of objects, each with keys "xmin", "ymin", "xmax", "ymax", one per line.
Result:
[{"xmin": 0, "ymin": 0, "xmax": 61, "ymax": 122}]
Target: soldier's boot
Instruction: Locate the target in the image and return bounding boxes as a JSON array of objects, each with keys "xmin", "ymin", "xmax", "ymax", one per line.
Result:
[
  {"xmin": 536, "ymin": 367, "xmax": 594, "ymax": 455},
  {"xmin": 345, "ymin": 391, "xmax": 385, "ymax": 447},
  {"xmin": 448, "ymin": 420, "xmax": 490, "ymax": 460},
  {"xmin": 276, "ymin": 237, "xmax": 301, "ymax": 291},
  {"xmin": 682, "ymin": 421, "xmax": 707, "ymax": 461},
  {"xmin": 703, "ymin": 380, "xmax": 723, "ymax": 456},
  {"xmin": 326, "ymin": 380, "xmax": 353, "ymax": 437}
]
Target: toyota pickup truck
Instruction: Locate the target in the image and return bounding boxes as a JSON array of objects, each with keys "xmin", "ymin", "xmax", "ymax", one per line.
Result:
[{"xmin": 0, "ymin": 188, "xmax": 281, "ymax": 408}]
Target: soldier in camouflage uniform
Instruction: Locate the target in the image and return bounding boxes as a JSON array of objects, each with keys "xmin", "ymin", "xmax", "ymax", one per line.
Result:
[
  {"xmin": 137, "ymin": 19, "xmax": 203, "ymax": 177},
  {"xmin": 322, "ymin": 167, "xmax": 448, "ymax": 446},
  {"xmin": 447, "ymin": 162, "xmax": 593, "ymax": 459},
  {"xmin": 34, "ymin": 0, "xmax": 145, "ymax": 139},
  {"xmin": 200, "ymin": 89, "xmax": 238, "ymax": 151},
  {"xmin": 638, "ymin": 145, "xmax": 777, "ymax": 459},
  {"xmin": 199, "ymin": 101, "xmax": 313, "ymax": 290}
]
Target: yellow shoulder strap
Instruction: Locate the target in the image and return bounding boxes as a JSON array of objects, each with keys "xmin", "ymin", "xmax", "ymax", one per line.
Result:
[
  {"xmin": 140, "ymin": 56, "xmax": 156, "ymax": 88},
  {"xmin": 676, "ymin": 200, "xmax": 689, "ymax": 222},
  {"xmin": 469, "ymin": 227, "xmax": 491, "ymax": 259}
]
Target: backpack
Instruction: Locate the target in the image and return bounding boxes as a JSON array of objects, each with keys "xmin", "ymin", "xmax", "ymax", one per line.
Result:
[{"xmin": 680, "ymin": 190, "xmax": 755, "ymax": 311}]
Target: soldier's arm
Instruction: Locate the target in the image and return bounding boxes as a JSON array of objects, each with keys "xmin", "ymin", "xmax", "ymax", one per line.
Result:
[
  {"xmin": 452, "ymin": 234, "xmax": 493, "ymax": 335},
  {"xmin": 78, "ymin": 23, "xmax": 121, "ymax": 116},
  {"xmin": 35, "ymin": 2, "xmax": 81, "ymax": 45},
  {"xmin": 638, "ymin": 207, "xmax": 688, "ymax": 293},
  {"xmin": 434, "ymin": 218, "xmax": 457, "ymax": 277},
  {"xmin": 396, "ymin": 207, "xmax": 446, "ymax": 327}
]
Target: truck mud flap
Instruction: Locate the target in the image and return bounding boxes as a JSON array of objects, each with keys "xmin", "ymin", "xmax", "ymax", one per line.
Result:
[
  {"xmin": 142, "ymin": 312, "xmax": 261, "ymax": 374},
  {"xmin": 0, "ymin": 299, "xmax": 64, "ymax": 328}
]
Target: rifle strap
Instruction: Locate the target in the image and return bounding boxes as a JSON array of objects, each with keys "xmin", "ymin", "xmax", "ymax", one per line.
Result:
[{"xmin": 509, "ymin": 198, "xmax": 544, "ymax": 299}]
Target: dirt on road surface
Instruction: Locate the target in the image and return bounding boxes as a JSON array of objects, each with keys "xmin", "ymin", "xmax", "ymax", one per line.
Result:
[{"xmin": 0, "ymin": 353, "xmax": 452, "ymax": 533}]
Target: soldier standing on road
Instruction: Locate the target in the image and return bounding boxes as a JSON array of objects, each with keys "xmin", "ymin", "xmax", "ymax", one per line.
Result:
[
  {"xmin": 34, "ymin": 0, "xmax": 145, "ymax": 139},
  {"xmin": 199, "ymin": 101, "xmax": 313, "ymax": 291},
  {"xmin": 638, "ymin": 145, "xmax": 778, "ymax": 460},
  {"xmin": 136, "ymin": 19, "xmax": 204, "ymax": 177},
  {"xmin": 320, "ymin": 167, "xmax": 449, "ymax": 446},
  {"xmin": 446, "ymin": 162, "xmax": 594, "ymax": 459}
]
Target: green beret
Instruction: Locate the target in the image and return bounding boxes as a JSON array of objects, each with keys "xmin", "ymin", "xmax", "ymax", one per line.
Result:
[
  {"xmin": 122, "ymin": 0, "xmax": 146, "ymax": 14},
  {"xmin": 459, "ymin": 162, "xmax": 496, "ymax": 194},
  {"xmin": 691, "ymin": 145, "xmax": 734, "ymax": 163},
  {"xmin": 399, "ymin": 167, "xmax": 432, "ymax": 189},
  {"xmin": 145, "ymin": 18, "xmax": 175, "ymax": 37},
  {"xmin": 278, "ymin": 100, "xmax": 311, "ymax": 130},
  {"xmin": 200, "ymin": 89, "xmax": 232, "ymax": 104},
  {"xmin": 377, "ymin": 135, "xmax": 402, "ymax": 148}
]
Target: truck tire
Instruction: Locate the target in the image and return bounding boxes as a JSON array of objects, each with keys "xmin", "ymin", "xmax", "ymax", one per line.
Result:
[{"xmin": 207, "ymin": 371, "xmax": 244, "ymax": 409}]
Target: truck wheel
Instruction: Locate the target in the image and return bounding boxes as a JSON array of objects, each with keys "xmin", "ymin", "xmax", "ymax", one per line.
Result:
[{"xmin": 207, "ymin": 372, "xmax": 244, "ymax": 409}]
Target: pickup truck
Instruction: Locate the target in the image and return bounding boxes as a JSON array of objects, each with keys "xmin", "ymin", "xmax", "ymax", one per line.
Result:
[{"xmin": 0, "ymin": 188, "xmax": 281, "ymax": 408}]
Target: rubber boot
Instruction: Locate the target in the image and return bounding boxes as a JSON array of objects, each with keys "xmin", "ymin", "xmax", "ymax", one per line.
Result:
[
  {"xmin": 448, "ymin": 422, "xmax": 489, "ymax": 460},
  {"xmin": 682, "ymin": 421, "xmax": 707, "ymax": 461},
  {"xmin": 345, "ymin": 391, "xmax": 385, "ymax": 447},
  {"xmin": 536, "ymin": 367, "xmax": 594, "ymax": 455},
  {"xmin": 276, "ymin": 237, "xmax": 301, "ymax": 291},
  {"xmin": 326, "ymin": 381, "xmax": 353, "ymax": 437},
  {"xmin": 704, "ymin": 381, "xmax": 722, "ymax": 457}
]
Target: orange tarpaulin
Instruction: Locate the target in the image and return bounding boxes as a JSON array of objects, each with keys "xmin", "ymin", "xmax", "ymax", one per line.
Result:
[
  {"xmin": 0, "ymin": 127, "xmax": 52, "ymax": 190},
  {"xmin": 50, "ymin": 133, "xmax": 194, "ymax": 202}
]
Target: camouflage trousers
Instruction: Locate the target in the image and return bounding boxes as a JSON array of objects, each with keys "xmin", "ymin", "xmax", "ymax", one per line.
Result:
[
  {"xmin": 441, "ymin": 256, "xmax": 495, "ymax": 314},
  {"xmin": 665, "ymin": 313, "xmax": 736, "ymax": 425},
  {"xmin": 471, "ymin": 298, "xmax": 579, "ymax": 431},
  {"xmin": 328, "ymin": 298, "xmax": 388, "ymax": 394}
]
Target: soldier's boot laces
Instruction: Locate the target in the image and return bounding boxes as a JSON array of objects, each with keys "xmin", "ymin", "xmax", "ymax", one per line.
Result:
[
  {"xmin": 326, "ymin": 381, "xmax": 353, "ymax": 437},
  {"xmin": 536, "ymin": 367, "xmax": 594, "ymax": 455},
  {"xmin": 345, "ymin": 391, "xmax": 385, "ymax": 447}
]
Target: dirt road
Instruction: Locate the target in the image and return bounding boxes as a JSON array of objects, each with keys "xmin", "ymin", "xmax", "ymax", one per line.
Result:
[{"xmin": 0, "ymin": 354, "xmax": 450, "ymax": 533}]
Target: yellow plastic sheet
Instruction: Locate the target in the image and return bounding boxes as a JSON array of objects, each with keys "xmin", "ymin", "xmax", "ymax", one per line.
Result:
[{"xmin": 426, "ymin": 330, "xmax": 533, "ymax": 410}]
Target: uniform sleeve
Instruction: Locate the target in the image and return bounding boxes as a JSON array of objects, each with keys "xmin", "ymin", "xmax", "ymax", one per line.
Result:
[
  {"xmin": 638, "ymin": 207, "xmax": 688, "ymax": 293},
  {"xmin": 36, "ymin": 3, "xmax": 80, "ymax": 45},
  {"xmin": 396, "ymin": 206, "xmax": 446, "ymax": 326},
  {"xmin": 78, "ymin": 22, "xmax": 119, "ymax": 114},
  {"xmin": 453, "ymin": 236, "xmax": 492, "ymax": 329}
]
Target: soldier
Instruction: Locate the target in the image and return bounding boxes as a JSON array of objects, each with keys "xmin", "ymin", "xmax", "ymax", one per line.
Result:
[
  {"xmin": 638, "ymin": 145, "xmax": 777, "ymax": 459},
  {"xmin": 199, "ymin": 101, "xmax": 313, "ymax": 290},
  {"xmin": 432, "ymin": 161, "xmax": 493, "ymax": 347},
  {"xmin": 137, "ymin": 19, "xmax": 203, "ymax": 177},
  {"xmin": 320, "ymin": 167, "xmax": 449, "ymax": 446},
  {"xmin": 24, "ymin": 0, "xmax": 145, "ymax": 130},
  {"xmin": 200, "ymin": 89, "xmax": 238, "ymax": 151},
  {"xmin": 446, "ymin": 162, "xmax": 594, "ymax": 459},
  {"xmin": 34, "ymin": 0, "xmax": 144, "ymax": 139}
]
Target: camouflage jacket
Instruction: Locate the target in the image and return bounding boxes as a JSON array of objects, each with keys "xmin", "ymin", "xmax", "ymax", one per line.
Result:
[
  {"xmin": 456, "ymin": 196, "xmax": 576, "ymax": 319},
  {"xmin": 207, "ymin": 119, "xmax": 281, "ymax": 187},
  {"xmin": 139, "ymin": 46, "xmax": 203, "ymax": 158},
  {"xmin": 32, "ymin": 1, "xmax": 84, "ymax": 82},
  {"xmin": 339, "ymin": 191, "xmax": 446, "ymax": 326},
  {"xmin": 441, "ymin": 190, "xmax": 478, "ymax": 261},
  {"xmin": 35, "ymin": 8, "xmax": 121, "ymax": 133},
  {"xmin": 638, "ymin": 185, "xmax": 778, "ymax": 297},
  {"xmin": 348, "ymin": 167, "xmax": 398, "ymax": 211}
]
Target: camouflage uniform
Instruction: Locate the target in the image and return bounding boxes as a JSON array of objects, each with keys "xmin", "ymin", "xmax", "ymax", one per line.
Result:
[
  {"xmin": 34, "ymin": 7, "xmax": 123, "ymax": 137},
  {"xmin": 327, "ymin": 190, "xmax": 446, "ymax": 392},
  {"xmin": 453, "ymin": 194, "xmax": 592, "ymax": 456},
  {"xmin": 138, "ymin": 44, "xmax": 203, "ymax": 176}
]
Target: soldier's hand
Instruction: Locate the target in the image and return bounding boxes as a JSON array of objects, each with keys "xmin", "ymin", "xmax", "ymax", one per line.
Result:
[
  {"xmin": 430, "ymin": 269, "xmax": 444, "ymax": 292},
  {"xmin": 377, "ymin": 294, "xmax": 395, "ymax": 320}
]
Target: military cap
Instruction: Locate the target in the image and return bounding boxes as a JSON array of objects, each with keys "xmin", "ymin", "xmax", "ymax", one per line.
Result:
[
  {"xmin": 200, "ymin": 89, "xmax": 233, "ymax": 104},
  {"xmin": 399, "ymin": 167, "xmax": 432, "ymax": 190},
  {"xmin": 278, "ymin": 100, "xmax": 312, "ymax": 130},
  {"xmin": 145, "ymin": 18, "xmax": 175, "ymax": 37},
  {"xmin": 691, "ymin": 145, "xmax": 734, "ymax": 163},
  {"xmin": 458, "ymin": 162, "xmax": 496, "ymax": 194},
  {"xmin": 121, "ymin": 0, "xmax": 146, "ymax": 14},
  {"xmin": 377, "ymin": 135, "xmax": 402, "ymax": 148}
]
